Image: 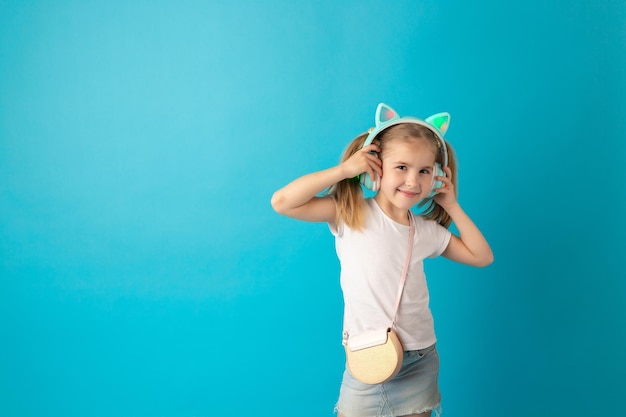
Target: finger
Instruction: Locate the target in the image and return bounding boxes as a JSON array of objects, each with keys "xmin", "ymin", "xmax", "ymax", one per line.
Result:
[
  {"xmin": 435, "ymin": 181, "xmax": 451, "ymax": 193},
  {"xmin": 366, "ymin": 153, "xmax": 382, "ymax": 172},
  {"xmin": 369, "ymin": 162, "xmax": 383, "ymax": 178},
  {"xmin": 369, "ymin": 153, "xmax": 382, "ymax": 168},
  {"xmin": 369, "ymin": 169, "xmax": 379, "ymax": 183},
  {"xmin": 363, "ymin": 143, "xmax": 381, "ymax": 153}
]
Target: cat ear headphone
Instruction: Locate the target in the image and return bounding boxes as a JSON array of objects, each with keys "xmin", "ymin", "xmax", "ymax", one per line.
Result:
[{"xmin": 359, "ymin": 103, "xmax": 450, "ymax": 199}]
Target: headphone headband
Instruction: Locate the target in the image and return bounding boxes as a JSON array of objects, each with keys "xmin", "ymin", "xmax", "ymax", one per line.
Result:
[{"xmin": 362, "ymin": 103, "xmax": 450, "ymax": 167}]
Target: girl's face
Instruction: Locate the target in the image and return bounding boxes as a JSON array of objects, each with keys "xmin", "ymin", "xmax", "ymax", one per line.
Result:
[{"xmin": 374, "ymin": 137, "xmax": 438, "ymax": 224}]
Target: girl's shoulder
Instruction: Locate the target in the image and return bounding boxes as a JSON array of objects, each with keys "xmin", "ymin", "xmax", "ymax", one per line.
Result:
[{"xmin": 413, "ymin": 212, "xmax": 450, "ymax": 234}]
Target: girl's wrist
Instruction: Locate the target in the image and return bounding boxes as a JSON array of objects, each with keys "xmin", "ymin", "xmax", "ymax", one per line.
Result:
[
  {"xmin": 441, "ymin": 201, "xmax": 462, "ymax": 215},
  {"xmin": 336, "ymin": 163, "xmax": 355, "ymax": 181}
]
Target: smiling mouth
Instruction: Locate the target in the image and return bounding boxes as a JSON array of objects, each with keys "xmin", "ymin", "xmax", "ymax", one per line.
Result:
[{"xmin": 398, "ymin": 189, "xmax": 419, "ymax": 198}]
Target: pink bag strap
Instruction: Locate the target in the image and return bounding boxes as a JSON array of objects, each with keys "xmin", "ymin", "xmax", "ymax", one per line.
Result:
[
  {"xmin": 391, "ymin": 213, "xmax": 414, "ymax": 329},
  {"xmin": 342, "ymin": 213, "xmax": 414, "ymax": 343}
]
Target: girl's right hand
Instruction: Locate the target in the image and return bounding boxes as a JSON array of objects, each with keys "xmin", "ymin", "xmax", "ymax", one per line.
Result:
[
  {"xmin": 341, "ymin": 144, "xmax": 382, "ymax": 181},
  {"xmin": 271, "ymin": 143, "xmax": 381, "ymax": 223}
]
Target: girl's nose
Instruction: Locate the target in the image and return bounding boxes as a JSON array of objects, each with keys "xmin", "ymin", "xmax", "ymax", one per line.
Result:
[{"xmin": 406, "ymin": 172, "xmax": 419, "ymax": 187}]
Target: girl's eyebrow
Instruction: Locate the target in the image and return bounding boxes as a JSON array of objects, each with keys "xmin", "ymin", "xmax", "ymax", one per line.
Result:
[
  {"xmin": 391, "ymin": 159, "xmax": 415, "ymax": 166},
  {"xmin": 392, "ymin": 160, "xmax": 432, "ymax": 169}
]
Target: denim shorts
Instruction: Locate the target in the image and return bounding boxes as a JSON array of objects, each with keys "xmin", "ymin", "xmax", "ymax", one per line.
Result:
[{"xmin": 335, "ymin": 344, "xmax": 442, "ymax": 417}]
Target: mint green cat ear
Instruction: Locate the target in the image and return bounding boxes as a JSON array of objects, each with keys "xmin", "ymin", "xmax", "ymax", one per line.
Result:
[
  {"xmin": 375, "ymin": 103, "xmax": 400, "ymax": 126},
  {"xmin": 425, "ymin": 112, "xmax": 451, "ymax": 136}
]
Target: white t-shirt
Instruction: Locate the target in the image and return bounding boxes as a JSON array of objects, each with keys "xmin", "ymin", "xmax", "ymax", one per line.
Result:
[{"xmin": 330, "ymin": 198, "xmax": 451, "ymax": 351}]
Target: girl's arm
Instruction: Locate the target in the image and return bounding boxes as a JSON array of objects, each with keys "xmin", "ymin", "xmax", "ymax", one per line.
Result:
[
  {"xmin": 441, "ymin": 203, "xmax": 494, "ymax": 267},
  {"xmin": 434, "ymin": 167, "xmax": 494, "ymax": 267},
  {"xmin": 271, "ymin": 144, "xmax": 382, "ymax": 223}
]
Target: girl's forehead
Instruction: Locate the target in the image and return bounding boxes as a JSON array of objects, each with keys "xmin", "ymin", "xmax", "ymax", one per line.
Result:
[{"xmin": 383, "ymin": 137, "xmax": 437, "ymax": 158}]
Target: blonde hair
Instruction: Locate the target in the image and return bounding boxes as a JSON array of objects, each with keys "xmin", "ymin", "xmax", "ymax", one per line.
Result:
[{"xmin": 327, "ymin": 124, "xmax": 458, "ymax": 230}]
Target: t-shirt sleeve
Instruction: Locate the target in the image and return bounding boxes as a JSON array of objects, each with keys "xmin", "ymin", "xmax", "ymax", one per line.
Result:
[
  {"xmin": 425, "ymin": 219, "xmax": 452, "ymax": 258},
  {"xmin": 328, "ymin": 220, "xmax": 343, "ymax": 237},
  {"xmin": 328, "ymin": 197, "xmax": 343, "ymax": 237}
]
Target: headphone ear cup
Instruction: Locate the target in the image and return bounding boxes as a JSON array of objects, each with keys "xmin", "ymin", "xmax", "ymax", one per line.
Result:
[
  {"xmin": 360, "ymin": 172, "xmax": 373, "ymax": 190},
  {"xmin": 428, "ymin": 163, "xmax": 445, "ymax": 198},
  {"xmin": 360, "ymin": 172, "xmax": 380, "ymax": 191},
  {"xmin": 359, "ymin": 151, "xmax": 381, "ymax": 191}
]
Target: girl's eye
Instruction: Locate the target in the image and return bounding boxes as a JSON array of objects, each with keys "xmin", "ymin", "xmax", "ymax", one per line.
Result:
[
  {"xmin": 420, "ymin": 169, "xmax": 431, "ymax": 175},
  {"xmin": 396, "ymin": 165, "xmax": 407, "ymax": 171}
]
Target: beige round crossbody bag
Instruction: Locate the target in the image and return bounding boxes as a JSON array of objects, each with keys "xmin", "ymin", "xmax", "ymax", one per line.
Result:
[{"xmin": 343, "ymin": 215, "xmax": 414, "ymax": 385}]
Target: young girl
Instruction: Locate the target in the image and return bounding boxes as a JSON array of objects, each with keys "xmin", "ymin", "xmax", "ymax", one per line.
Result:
[{"xmin": 271, "ymin": 103, "xmax": 493, "ymax": 417}]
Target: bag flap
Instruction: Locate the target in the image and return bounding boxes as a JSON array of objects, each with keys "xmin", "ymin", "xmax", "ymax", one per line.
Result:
[{"xmin": 347, "ymin": 328, "xmax": 390, "ymax": 351}]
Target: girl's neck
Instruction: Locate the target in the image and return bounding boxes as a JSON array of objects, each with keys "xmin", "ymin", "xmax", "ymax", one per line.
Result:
[{"xmin": 373, "ymin": 195, "xmax": 411, "ymax": 225}]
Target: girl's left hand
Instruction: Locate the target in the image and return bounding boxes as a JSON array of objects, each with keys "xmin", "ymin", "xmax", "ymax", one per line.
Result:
[{"xmin": 433, "ymin": 166, "xmax": 458, "ymax": 208}]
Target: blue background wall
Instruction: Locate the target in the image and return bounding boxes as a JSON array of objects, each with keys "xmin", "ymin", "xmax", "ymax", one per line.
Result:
[{"xmin": 1, "ymin": 1, "xmax": 624, "ymax": 416}]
